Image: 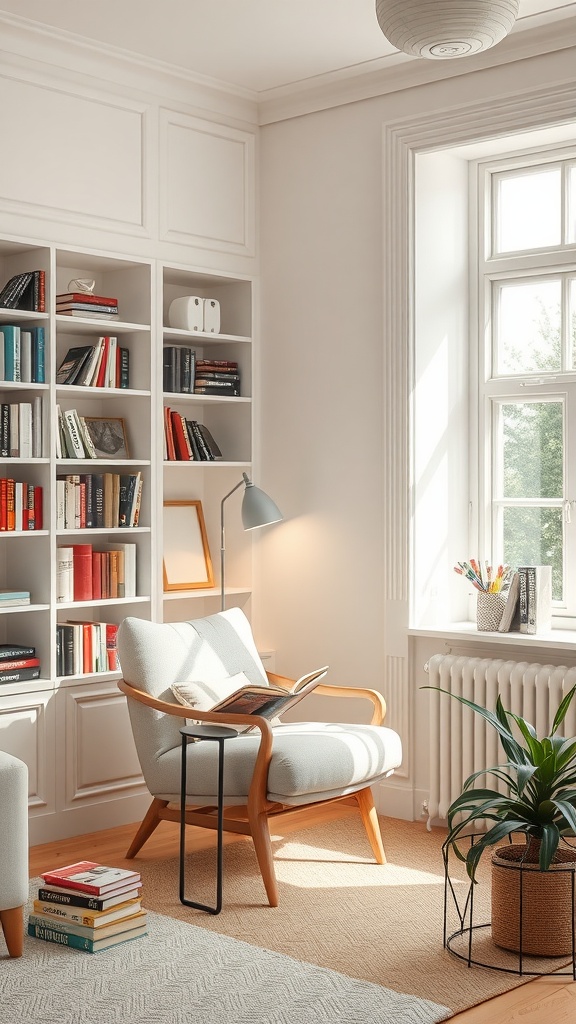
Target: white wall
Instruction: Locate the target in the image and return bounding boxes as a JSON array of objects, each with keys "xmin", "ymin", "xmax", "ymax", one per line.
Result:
[{"xmin": 257, "ymin": 45, "xmax": 576, "ymax": 819}]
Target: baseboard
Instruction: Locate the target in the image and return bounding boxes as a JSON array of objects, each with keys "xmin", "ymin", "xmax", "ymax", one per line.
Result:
[
  {"xmin": 372, "ymin": 779, "xmax": 415, "ymax": 821},
  {"xmin": 28, "ymin": 793, "xmax": 150, "ymax": 846}
]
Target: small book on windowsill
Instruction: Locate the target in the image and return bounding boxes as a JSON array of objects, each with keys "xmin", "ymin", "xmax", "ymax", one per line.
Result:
[{"xmin": 172, "ymin": 665, "xmax": 329, "ymax": 722}]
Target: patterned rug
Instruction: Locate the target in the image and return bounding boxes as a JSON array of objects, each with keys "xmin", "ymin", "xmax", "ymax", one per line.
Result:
[
  {"xmin": 135, "ymin": 814, "xmax": 544, "ymax": 1016},
  {"xmin": 2, "ymin": 883, "xmax": 450, "ymax": 1024}
]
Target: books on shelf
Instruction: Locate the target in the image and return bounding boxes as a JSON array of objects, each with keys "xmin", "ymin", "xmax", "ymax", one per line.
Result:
[
  {"xmin": 163, "ymin": 345, "xmax": 196, "ymax": 394},
  {"xmin": 56, "ymin": 292, "xmax": 118, "ymax": 307},
  {"xmin": 56, "ymin": 472, "xmax": 141, "ymax": 529},
  {"xmin": 56, "ymin": 543, "xmax": 137, "ymax": 603},
  {"xmin": 29, "ymin": 860, "xmax": 146, "ymax": 953},
  {"xmin": 0, "ymin": 642, "xmax": 41, "ymax": 683},
  {"xmin": 0, "ymin": 325, "xmax": 45, "ymax": 383},
  {"xmin": 56, "ymin": 338, "xmax": 129, "ymax": 388},
  {"xmin": 163, "ymin": 410, "xmax": 223, "ymax": 461},
  {"xmin": 0, "ymin": 270, "xmax": 45, "ymax": 312},
  {"xmin": 0, "ymin": 398, "xmax": 42, "ymax": 458},
  {"xmin": 56, "ymin": 621, "xmax": 119, "ymax": 676},
  {"xmin": 194, "ymin": 359, "xmax": 240, "ymax": 396},
  {"xmin": 0, "ymin": 478, "xmax": 43, "ymax": 531}
]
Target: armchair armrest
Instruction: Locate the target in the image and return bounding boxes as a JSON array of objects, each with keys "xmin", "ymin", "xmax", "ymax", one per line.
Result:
[
  {"xmin": 117, "ymin": 678, "xmax": 275, "ymax": 814},
  {"xmin": 265, "ymin": 671, "xmax": 386, "ymax": 726}
]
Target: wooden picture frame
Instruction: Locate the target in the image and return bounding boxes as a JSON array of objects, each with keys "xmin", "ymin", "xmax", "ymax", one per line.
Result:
[
  {"xmin": 163, "ymin": 500, "xmax": 214, "ymax": 591},
  {"xmin": 83, "ymin": 417, "xmax": 130, "ymax": 460}
]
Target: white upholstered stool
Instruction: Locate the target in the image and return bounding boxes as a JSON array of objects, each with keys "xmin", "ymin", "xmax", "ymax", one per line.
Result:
[{"xmin": 0, "ymin": 751, "xmax": 29, "ymax": 957}]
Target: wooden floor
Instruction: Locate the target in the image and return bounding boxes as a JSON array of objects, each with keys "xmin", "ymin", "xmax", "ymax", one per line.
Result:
[{"xmin": 27, "ymin": 812, "xmax": 576, "ymax": 1024}]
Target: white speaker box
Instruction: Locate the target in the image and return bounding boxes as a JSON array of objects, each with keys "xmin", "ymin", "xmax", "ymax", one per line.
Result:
[
  {"xmin": 203, "ymin": 298, "xmax": 221, "ymax": 334},
  {"xmin": 168, "ymin": 296, "xmax": 204, "ymax": 332}
]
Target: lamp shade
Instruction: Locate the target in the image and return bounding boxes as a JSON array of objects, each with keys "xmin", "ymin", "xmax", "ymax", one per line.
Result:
[
  {"xmin": 241, "ymin": 479, "xmax": 283, "ymax": 531},
  {"xmin": 375, "ymin": 0, "xmax": 519, "ymax": 59}
]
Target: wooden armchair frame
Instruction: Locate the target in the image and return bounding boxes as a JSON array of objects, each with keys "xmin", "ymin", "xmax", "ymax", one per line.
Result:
[{"xmin": 118, "ymin": 672, "xmax": 388, "ymax": 907}]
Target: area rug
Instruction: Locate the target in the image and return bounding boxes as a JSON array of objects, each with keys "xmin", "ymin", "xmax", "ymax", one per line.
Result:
[
  {"xmin": 135, "ymin": 814, "xmax": 549, "ymax": 1017},
  {"xmin": 3, "ymin": 884, "xmax": 450, "ymax": 1024}
]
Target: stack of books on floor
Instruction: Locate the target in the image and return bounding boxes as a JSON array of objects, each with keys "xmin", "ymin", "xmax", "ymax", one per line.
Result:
[
  {"xmin": 56, "ymin": 291, "xmax": 119, "ymax": 320},
  {"xmin": 29, "ymin": 860, "xmax": 146, "ymax": 953}
]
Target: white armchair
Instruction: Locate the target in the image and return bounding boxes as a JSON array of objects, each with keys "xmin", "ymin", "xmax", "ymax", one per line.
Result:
[
  {"xmin": 117, "ymin": 608, "xmax": 402, "ymax": 907},
  {"xmin": 0, "ymin": 751, "xmax": 29, "ymax": 957}
]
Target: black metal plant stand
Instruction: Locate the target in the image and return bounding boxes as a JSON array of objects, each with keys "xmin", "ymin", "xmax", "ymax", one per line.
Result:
[
  {"xmin": 179, "ymin": 724, "xmax": 239, "ymax": 915},
  {"xmin": 443, "ymin": 835, "xmax": 576, "ymax": 978}
]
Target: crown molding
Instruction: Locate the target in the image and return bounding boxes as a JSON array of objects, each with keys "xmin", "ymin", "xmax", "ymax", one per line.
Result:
[
  {"xmin": 257, "ymin": 14, "xmax": 576, "ymax": 125},
  {"xmin": 0, "ymin": 12, "xmax": 259, "ymax": 128}
]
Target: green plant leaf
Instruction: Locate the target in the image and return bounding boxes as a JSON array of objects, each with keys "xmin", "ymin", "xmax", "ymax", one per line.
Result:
[
  {"xmin": 423, "ymin": 686, "xmax": 526, "ymax": 761},
  {"xmin": 551, "ymin": 683, "xmax": 576, "ymax": 735},
  {"xmin": 539, "ymin": 823, "xmax": 560, "ymax": 869},
  {"xmin": 463, "ymin": 819, "xmax": 530, "ymax": 880},
  {"xmin": 551, "ymin": 798, "xmax": 576, "ymax": 835}
]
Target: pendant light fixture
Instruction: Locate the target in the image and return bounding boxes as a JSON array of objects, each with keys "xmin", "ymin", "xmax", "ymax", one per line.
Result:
[{"xmin": 375, "ymin": 0, "xmax": 520, "ymax": 59}]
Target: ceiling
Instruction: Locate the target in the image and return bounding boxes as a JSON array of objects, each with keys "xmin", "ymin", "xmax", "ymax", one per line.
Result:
[{"xmin": 0, "ymin": 1, "xmax": 575, "ymax": 96}]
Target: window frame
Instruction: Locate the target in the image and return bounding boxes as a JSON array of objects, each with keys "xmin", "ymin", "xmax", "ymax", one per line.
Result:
[{"xmin": 473, "ymin": 145, "xmax": 576, "ymax": 622}]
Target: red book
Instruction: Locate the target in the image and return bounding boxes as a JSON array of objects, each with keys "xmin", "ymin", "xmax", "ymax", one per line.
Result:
[
  {"xmin": 33, "ymin": 485, "xmax": 43, "ymax": 531},
  {"xmin": 82, "ymin": 624, "xmax": 93, "ymax": 674},
  {"xmin": 6, "ymin": 478, "xmax": 15, "ymax": 531},
  {"xmin": 40, "ymin": 861, "xmax": 141, "ymax": 895},
  {"xmin": 106, "ymin": 623, "xmax": 119, "ymax": 671},
  {"xmin": 0, "ymin": 657, "xmax": 40, "ymax": 670},
  {"xmin": 56, "ymin": 293, "xmax": 118, "ymax": 306},
  {"xmin": 92, "ymin": 552, "xmax": 102, "ymax": 601},
  {"xmin": 37, "ymin": 270, "xmax": 46, "ymax": 313},
  {"xmin": 170, "ymin": 411, "xmax": 191, "ymax": 460},
  {"xmin": 95, "ymin": 337, "xmax": 110, "ymax": 388},
  {"xmin": 0, "ymin": 477, "xmax": 7, "ymax": 530},
  {"xmin": 164, "ymin": 407, "xmax": 176, "ymax": 461},
  {"xmin": 71, "ymin": 544, "xmax": 93, "ymax": 601}
]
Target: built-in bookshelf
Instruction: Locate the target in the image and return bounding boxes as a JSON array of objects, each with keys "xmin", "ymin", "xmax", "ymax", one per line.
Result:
[{"xmin": 0, "ymin": 237, "xmax": 256, "ymax": 842}]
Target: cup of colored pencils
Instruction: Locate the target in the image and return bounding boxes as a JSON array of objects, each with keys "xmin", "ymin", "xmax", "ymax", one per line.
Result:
[{"xmin": 454, "ymin": 560, "xmax": 512, "ymax": 631}]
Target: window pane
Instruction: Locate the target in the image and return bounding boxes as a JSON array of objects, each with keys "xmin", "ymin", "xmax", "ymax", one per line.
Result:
[
  {"xmin": 503, "ymin": 506, "xmax": 562, "ymax": 601},
  {"xmin": 572, "ymin": 278, "xmax": 576, "ymax": 368},
  {"xmin": 501, "ymin": 401, "xmax": 563, "ymax": 499},
  {"xmin": 496, "ymin": 280, "xmax": 561, "ymax": 375},
  {"xmin": 569, "ymin": 165, "xmax": 576, "ymax": 244},
  {"xmin": 496, "ymin": 167, "xmax": 561, "ymax": 252}
]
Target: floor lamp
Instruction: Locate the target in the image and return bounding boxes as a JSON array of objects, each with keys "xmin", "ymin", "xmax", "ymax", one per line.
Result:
[{"xmin": 220, "ymin": 472, "xmax": 283, "ymax": 610}]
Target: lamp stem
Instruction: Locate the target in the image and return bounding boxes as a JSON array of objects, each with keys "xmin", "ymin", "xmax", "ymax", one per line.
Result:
[{"xmin": 220, "ymin": 476, "xmax": 248, "ymax": 611}]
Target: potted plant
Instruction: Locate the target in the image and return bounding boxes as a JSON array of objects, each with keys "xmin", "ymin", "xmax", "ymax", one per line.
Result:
[{"xmin": 427, "ymin": 681, "xmax": 576, "ymax": 956}]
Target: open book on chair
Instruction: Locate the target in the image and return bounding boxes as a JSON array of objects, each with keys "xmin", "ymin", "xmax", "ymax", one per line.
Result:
[{"xmin": 172, "ymin": 666, "xmax": 329, "ymax": 722}]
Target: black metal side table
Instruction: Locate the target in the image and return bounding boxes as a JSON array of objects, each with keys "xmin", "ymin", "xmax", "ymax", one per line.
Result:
[{"xmin": 179, "ymin": 723, "xmax": 238, "ymax": 915}]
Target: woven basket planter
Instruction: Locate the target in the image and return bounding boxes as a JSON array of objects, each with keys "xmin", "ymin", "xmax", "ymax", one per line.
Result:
[{"xmin": 491, "ymin": 844, "xmax": 576, "ymax": 956}]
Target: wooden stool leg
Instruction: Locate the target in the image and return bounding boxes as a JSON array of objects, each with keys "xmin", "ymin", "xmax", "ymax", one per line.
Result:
[{"xmin": 0, "ymin": 905, "xmax": 24, "ymax": 957}]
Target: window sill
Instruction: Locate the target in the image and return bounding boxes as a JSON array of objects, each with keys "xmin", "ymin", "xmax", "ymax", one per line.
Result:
[{"xmin": 408, "ymin": 622, "xmax": 576, "ymax": 651}]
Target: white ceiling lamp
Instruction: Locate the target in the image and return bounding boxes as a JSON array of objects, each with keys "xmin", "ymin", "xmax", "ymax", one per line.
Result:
[{"xmin": 375, "ymin": 0, "xmax": 520, "ymax": 59}]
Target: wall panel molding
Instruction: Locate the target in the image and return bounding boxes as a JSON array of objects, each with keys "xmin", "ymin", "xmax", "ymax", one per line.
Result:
[{"xmin": 159, "ymin": 110, "xmax": 256, "ymax": 257}]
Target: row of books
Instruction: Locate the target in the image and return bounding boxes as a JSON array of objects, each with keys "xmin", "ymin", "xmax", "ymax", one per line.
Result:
[
  {"xmin": 56, "ymin": 471, "xmax": 142, "ymax": 530},
  {"xmin": 56, "ymin": 337, "xmax": 129, "ymax": 388},
  {"xmin": 57, "ymin": 620, "xmax": 119, "ymax": 676},
  {"xmin": 29, "ymin": 860, "xmax": 146, "ymax": 954},
  {"xmin": 163, "ymin": 350, "xmax": 241, "ymax": 397},
  {"xmin": 0, "ymin": 398, "xmax": 42, "ymax": 458},
  {"xmin": 163, "ymin": 409, "xmax": 222, "ymax": 462},
  {"xmin": 0, "ymin": 270, "xmax": 45, "ymax": 312},
  {"xmin": 56, "ymin": 542, "xmax": 137, "ymax": 602},
  {"xmin": 56, "ymin": 290, "xmax": 119, "ymax": 321},
  {"xmin": 0, "ymin": 324, "xmax": 45, "ymax": 383},
  {"xmin": 0, "ymin": 643, "xmax": 40, "ymax": 684},
  {"xmin": 0, "ymin": 479, "xmax": 43, "ymax": 531}
]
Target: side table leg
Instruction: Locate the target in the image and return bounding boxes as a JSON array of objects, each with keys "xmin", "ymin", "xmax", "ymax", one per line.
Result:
[{"xmin": 179, "ymin": 735, "xmax": 225, "ymax": 915}]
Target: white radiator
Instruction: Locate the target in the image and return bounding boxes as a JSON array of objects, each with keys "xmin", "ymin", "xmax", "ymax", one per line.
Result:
[{"xmin": 425, "ymin": 653, "xmax": 576, "ymax": 823}]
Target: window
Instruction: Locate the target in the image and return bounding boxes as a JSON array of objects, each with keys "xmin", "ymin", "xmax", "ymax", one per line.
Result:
[{"xmin": 476, "ymin": 150, "xmax": 576, "ymax": 617}]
